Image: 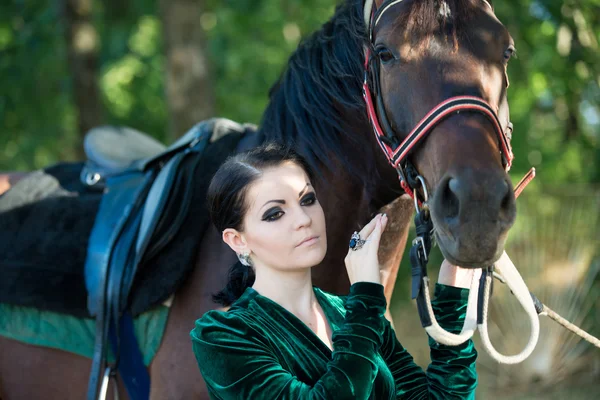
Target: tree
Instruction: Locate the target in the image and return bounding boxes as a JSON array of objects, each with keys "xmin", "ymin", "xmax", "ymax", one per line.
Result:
[
  {"xmin": 159, "ymin": 0, "xmax": 214, "ymax": 140},
  {"xmin": 63, "ymin": 0, "xmax": 104, "ymax": 158}
]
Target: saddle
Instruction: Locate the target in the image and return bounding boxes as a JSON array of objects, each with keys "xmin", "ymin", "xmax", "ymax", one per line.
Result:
[{"xmin": 82, "ymin": 118, "xmax": 255, "ymax": 400}]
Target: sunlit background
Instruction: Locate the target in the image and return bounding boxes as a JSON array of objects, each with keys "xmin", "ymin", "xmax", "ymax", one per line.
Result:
[{"xmin": 1, "ymin": 0, "xmax": 598, "ymax": 398}]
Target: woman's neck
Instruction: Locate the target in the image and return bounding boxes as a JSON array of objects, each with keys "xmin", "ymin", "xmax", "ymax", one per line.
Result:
[{"xmin": 252, "ymin": 267, "xmax": 317, "ymax": 319}]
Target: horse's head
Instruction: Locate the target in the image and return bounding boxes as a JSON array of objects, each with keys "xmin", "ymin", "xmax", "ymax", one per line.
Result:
[{"xmin": 368, "ymin": 0, "xmax": 516, "ymax": 267}]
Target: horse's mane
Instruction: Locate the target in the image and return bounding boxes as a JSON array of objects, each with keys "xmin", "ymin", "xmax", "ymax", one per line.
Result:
[
  {"xmin": 258, "ymin": 0, "xmax": 483, "ymax": 187},
  {"xmin": 259, "ymin": 0, "xmax": 367, "ymax": 185}
]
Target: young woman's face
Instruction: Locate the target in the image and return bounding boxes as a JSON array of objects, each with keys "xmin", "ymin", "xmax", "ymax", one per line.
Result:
[{"xmin": 241, "ymin": 162, "xmax": 327, "ymax": 271}]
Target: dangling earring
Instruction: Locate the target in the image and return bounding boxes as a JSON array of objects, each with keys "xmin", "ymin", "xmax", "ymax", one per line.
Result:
[{"xmin": 237, "ymin": 252, "xmax": 252, "ymax": 267}]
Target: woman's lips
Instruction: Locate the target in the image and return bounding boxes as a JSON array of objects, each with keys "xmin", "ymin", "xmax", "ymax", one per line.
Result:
[{"xmin": 297, "ymin": 236, "xmax": 319, "ymax": 247}]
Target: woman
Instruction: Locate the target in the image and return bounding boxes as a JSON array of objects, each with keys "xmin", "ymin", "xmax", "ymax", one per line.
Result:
[{"xmin": 191, "ymin": 143, "xmax": 478, "ymax": 399}]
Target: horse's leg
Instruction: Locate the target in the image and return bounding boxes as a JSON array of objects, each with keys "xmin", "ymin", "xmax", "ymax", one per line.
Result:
[
  {"xmin": 378, "ymin": 195, "xmax": 414, "ymax": 325},
  {"xmin": 149, "ymin": 226, "xmax": 235, "ymax": 400},
  {"xmin": 0, "ymin": 336, "xmax": 126, "ymax": 399},
  {"xmin": 0, "ymin": 173, "xmax": 28, "ymax": 196}
]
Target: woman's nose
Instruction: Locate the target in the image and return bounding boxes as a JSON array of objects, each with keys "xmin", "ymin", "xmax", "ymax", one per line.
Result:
[{"xmin": 294, "ymin": 208, "xmax": 312, "ymax": 229}]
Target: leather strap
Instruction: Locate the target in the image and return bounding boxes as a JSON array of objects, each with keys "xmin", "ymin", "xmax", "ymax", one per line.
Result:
[{"xmin": 86, "ymin": 172, "xmax": 151, "ymax": 400}]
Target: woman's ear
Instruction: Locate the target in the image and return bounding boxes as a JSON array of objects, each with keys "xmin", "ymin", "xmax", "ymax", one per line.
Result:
[{"xmin": 222, "ymin": 228, "xmax": 249, "ymax": 255}]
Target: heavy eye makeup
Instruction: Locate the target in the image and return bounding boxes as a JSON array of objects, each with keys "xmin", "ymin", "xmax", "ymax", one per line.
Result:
[
  {"xmin": 300, "ymin": 192, "xmax": 317, "ymax": 206},
  {"xmin": 260, "ymin": 192, "xmax": 317, "ymax": 222}
]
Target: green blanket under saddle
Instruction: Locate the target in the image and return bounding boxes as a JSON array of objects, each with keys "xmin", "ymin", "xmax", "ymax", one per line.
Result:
[{"xmin": 0, "ymin": 302, "xmax": 169, "ymax": 365}]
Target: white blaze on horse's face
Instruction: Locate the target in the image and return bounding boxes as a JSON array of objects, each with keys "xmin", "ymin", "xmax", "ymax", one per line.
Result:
[{"xmin": 238, "ymin": 162, "xmax": 327, "ymax": 272}]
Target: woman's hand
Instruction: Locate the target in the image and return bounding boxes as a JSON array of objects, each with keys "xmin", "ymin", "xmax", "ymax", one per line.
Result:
[
  {"xmin": 344, "ymin": 213, "xmax": 388, "ymax": 285},
  {"xmin": 438, "ymin": 260, "xmax": 482, "ymax": 289}
]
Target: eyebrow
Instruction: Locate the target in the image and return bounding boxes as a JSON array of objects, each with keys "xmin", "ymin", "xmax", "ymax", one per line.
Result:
[
  {"xmin": 260, "ymin": 183, "xmax": 313, "ymax": 210},
  {"xmin": 261, "ymin": 199, "xmax": 286, "ymax": 209},
  {"xmin": 298, "ymin": 183, "xmax": 312, "ymax": 198}
]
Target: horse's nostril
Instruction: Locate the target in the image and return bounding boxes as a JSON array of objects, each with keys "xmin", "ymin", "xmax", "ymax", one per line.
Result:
[
  {"xmin": 501, "ymin": 189, "xmax": 510, "ymax": 210},
  {"xmin": 440, "ymin": 177, "xmax": 460, "ymax": 219}
]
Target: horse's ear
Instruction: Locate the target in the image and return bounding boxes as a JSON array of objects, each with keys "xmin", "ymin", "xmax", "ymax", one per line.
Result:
[
  {"xmin": 365, "ymin": 0, "xmax": 386, "ymax": 11},
  {"xmin": 364, "ymin": 0, "xmax": 386, "ymax": 27}
]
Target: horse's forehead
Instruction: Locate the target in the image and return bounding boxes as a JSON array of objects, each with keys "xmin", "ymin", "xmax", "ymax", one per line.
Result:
[
  {"xmin": 376, "ymin": 9, "xmax": 508, "ymax": 63},
  {"xmin": 375, "ymin": 0, "xmax": 506, "ymax": 43}
]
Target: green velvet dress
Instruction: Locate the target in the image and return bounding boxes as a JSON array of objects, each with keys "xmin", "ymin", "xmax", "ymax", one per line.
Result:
[{"xmin": 191, "ymin": 282, "xmax": 477, "ymax": 399}]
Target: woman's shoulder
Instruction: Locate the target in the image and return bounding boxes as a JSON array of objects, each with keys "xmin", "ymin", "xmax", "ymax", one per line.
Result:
[
  {"xmin": 190, "ymin": 289, "xmax": 260, "ymax": 343},
  {"xmin": 190, "ymin": 305, "xmax": 256, "ymax": 346}
]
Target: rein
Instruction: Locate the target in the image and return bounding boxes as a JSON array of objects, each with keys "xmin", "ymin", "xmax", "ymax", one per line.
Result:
[{"xmin": 362, "ymin": 0, "xmax": 600, "ymax": 363}]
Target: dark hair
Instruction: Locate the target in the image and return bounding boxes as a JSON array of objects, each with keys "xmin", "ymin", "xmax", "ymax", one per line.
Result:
[{"xmin": 208, "ymin": 142, "xmax": 315, "ymax": 306}]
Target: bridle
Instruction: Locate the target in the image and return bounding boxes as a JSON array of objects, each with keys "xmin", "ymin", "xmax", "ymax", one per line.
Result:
[
  {"xmin": 362, "ymin": 0, "xmax": 541, "ymax": 364},
  {"xmin": 362, "ymin": 0, "xmax": 514, "ymax": 202}
]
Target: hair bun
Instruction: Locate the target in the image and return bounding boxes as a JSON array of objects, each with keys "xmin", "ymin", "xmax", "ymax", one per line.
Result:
[{"xmin": 212, "ymin": 260, "xmax": 256, "ymax": 307}]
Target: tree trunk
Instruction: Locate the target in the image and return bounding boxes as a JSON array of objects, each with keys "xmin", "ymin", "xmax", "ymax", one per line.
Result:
[
  {"xmin": 63, "ymin": 0, "xmax": 104, "ymax": 159},
  {"xmin": 159, "ymin": 0, "xmax": 215, "ymax": 140}
]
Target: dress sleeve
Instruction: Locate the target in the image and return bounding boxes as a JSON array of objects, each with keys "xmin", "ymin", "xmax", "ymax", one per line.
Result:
[
  {"xmin": 190, "ymin": 282, "xmax": 388, "ymax": 400},
  {"xmin": 380, "ymin": 283, "xmax": 478, "ymax": 399}
]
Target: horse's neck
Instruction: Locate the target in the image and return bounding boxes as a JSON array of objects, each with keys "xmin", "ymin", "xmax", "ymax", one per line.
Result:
[
  {"xmin": 309, "ymin": 152, "xmax": 411, "ymax": 295},
  {"xmin": 254, "ymin": 1, "xmax": 409, "ymax": 293}
]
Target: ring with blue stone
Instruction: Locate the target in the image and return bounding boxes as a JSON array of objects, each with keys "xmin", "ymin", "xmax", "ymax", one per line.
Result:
[{"xmin": 349, "ymin": 231, "xmax": 366, "ymax": 251}]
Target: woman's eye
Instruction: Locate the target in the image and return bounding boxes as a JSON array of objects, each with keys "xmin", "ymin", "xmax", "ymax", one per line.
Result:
[
  {"xmin": 263, "ymin": 210, "xmax": 284, "ymax": 222},
  {"xmin": 301, "ymin": 193, "xmax": 317, "ymax": 206},
  {"xmin": 376, "ymin": 46, "xmax": 395, "ymax": 63}
]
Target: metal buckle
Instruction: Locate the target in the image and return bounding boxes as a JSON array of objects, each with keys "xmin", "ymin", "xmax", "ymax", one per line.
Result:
[
  {"xmin": 85, "ymin": 172, "xmax": 101, "ymax": 186},
  {"xmin": 412, "ymin": 175, "xmax": 429, "ymax": 213},
  {"xmin": 412, "ymin": 236, "xmax": 428, "ymax": 262}
]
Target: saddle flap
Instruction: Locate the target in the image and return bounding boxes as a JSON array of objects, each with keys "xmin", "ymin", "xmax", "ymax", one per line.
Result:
[
  {"xmin": 84, "ymin": 171, "xmax": 153, "ymax": 316},
  {"xmin": 135, "ymin": 152, "xmax": 187, "ymax": 261}
]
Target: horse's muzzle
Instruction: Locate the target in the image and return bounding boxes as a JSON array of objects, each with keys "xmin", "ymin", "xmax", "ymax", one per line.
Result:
[{"xmin": 430, "ymin": 168, "xmax": 516, "ymax": 268}]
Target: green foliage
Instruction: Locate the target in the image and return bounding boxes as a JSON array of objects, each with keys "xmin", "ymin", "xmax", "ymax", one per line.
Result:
[
  {"xmin": 94, "ymin": 0, "xmax": 168, "ymax": 143},
  {"xmin": 0, "ymin": 1, "xmax": 76, "ymax": 170},
  {"xmin": 495, "ymin": 0, "xmax": 600, "ymax": 185},
  {"xmin": 0, "ymin": 0, "xmax": 598, "ymax": 185},
  {"xmin": 204, "ymin": 0, "xmax": 336, "ymax": 123}
]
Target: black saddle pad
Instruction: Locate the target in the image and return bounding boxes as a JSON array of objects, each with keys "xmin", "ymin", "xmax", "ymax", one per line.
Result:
[{"xmin": 0, "ymin": 133, "xmax": 242, "ymax": 317}]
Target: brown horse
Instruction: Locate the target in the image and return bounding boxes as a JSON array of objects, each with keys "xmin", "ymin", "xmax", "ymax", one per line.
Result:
[{"xmin": 0, "ymin": 0, "xmax": 518, "ymax": 398}]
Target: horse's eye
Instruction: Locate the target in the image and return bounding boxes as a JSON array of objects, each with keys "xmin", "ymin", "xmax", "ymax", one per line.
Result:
[
  {"xmin": 375, "ymin": 46, "xmax": 395, "ymax": 63},
  {"xmin": 503, "ymin": 45, "xmax": 516, "ymax": 63}
]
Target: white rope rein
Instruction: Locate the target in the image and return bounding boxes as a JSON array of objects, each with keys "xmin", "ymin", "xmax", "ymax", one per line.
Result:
[
  {"xmin": 423, "ymin": 272, "xmax": 479, "ymax": 346},
  {"xmin": 421, "ymin": 251, "xmax": 541, "ymax": 364},
  {"xmin": 477, "ymin": 251, "xmax": 540, "ymax": 364},
  {"xmin": 542, "ymin": 306, "xmax": 600, "ymax": 349},
  {"xmin": 421, "ymin": 250, "xmax": 600, "ymax": 363}
]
